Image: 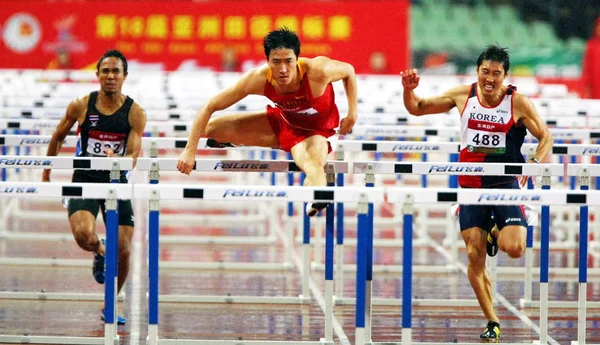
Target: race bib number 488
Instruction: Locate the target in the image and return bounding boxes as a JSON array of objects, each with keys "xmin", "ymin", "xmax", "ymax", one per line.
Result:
[{"xmin": 466, "ymin": 129, "xmax": 506, "ymax": 154}]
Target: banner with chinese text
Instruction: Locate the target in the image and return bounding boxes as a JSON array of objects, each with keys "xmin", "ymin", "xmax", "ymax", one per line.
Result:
[{"xmin": 0, "ymin": 0, "xmax": 409, "ymax": 73}]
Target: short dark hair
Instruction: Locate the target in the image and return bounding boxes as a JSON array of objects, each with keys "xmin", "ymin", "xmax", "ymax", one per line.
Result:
[
  {"xmin": 96, "ymin": 50, "xmax": 128, "ymax": 74},
  {"xmin": 263, "ymin": 27, "xmax": 301, "ymax": 59},
  {"xmin": 476, "ymin": 45, "xmax": 510, "ymax": 73}
]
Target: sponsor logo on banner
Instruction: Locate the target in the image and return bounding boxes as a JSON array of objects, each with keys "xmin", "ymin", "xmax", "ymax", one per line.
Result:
[
  {"xmin": 0, "ymin": 186, "xmax": 38, "ymax": 194},
  {"xmin": 391, "ymin": 144, "xmax": 440, "ymax": 152},
  {"xmin": 428, "ymin": 165, "xmax": 484, "ymax": 173},
  {"xmin": 214, "ymin": 161, "xmax": 272, "ymax": 171},
  {"xmin": 223, "ymin": 189, "xmax": 287, "ymax": 198},
  {"xmin": 2, "ymin": 13, "xmax": 42, "ymax": 53},
  {"xmin": 477, "ymin": 193, "xmax": 541, "ymax": 202},
  {"xmin": 0, "ymin": 158, "xmax": 52, "ymax": 166}
]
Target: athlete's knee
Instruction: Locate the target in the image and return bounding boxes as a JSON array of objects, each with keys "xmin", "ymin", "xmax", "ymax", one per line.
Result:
[
  {"xmin": 205, "ymin": 117, "xmax": 234, "ymax": 141},
  {"xmin": 118, "ymin": 240, "xmax": 132, "ymax": 260},
  {"xmin": 72, "ymin": 225, "xmax": 98, "ymax": 251},
  {"xmin": 503, "ymin": 240, "xmax": 525, "ymax": 258},
  {"xmin": 117, "ymin": 226, "xmax": 133, "ymax": 259},
  {"xmin": 465, "ymin": 242, "xmax": 486, "ymax": 267}
]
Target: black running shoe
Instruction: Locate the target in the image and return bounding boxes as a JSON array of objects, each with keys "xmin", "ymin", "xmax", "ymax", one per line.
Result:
[
  {"xmin": 486, "ymin": 231, "xmax": 499, "ymax": 257},
  {"xmin": 206, "ymin": 139, "xmax": 235, "ymax": 148},
  {"xmin": 480, "ymin": 320, "xmax": 500, "ymax": 340},
  {"xmin": 93, "ymin": 239, "xmax": 106, "ymax": 284},
  {"xmin": 305, "ymin": 202, "xmax": 331, "ymax": 217}
]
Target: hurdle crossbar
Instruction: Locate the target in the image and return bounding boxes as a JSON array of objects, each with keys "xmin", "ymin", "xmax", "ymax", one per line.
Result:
[
  {"xmin": 0, "ymin": 156, "xmax": 133, "ymax": 170},
  {"xmin": 136, "ymin": 158, "xmax": 349, "ymax": 173},
  {"xmin": 353, "ymin": 161, "xmax": 563, "ymax": 176},
  {"xmin": 4, "ymin": 134, "xmax": 600, "ymax": 157}
]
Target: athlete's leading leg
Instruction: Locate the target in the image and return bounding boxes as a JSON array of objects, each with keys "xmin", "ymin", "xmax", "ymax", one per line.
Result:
[{"xmin": 204, "ymin": 111, "xmax": 279, "ymax": 148}]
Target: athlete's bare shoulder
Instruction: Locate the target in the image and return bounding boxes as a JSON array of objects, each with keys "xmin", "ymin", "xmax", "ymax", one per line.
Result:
[
  {"xmin": 442, "ymin": 84, "xmax": 471, "ymax": 104},
  {"xmin": 65, "ymin": 95, "xmax": 89, "ymax": 121},
  {"xmin": 128, "ymin": 102, "xmax": 147, "ymax": 130},
  {"xmin": 234, "ymin": 64, "xmax": 270, "ymax": 95},
  {"xmin": 300, "ymin": 56, "xmax": 327, "ymax": 73}
]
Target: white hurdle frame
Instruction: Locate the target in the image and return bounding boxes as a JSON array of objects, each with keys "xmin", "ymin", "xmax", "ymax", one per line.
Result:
[
  {"xmin": 0, "ymin": 157, "xmax": 132, "ymax": 304},
  {"xmin": 135, "ymin": 158, "xmax": 348, "ymax": 312},
  {"xmin": 345, "ymin": 162, "xmax": 563, "ymax": 315},
  {"xmin": 373, "ymin": 187, "xmax": 600, "ymax": 345},
  {"xmin": 0, "ymin": 181, "xmax": 132, "ymax": 345},
  {"xmin": 136, "ymin": 157, "xmax": 347, "ymax": 269},
  {"xmin": 134, "ymin": 183, "xmax": 384, "ymax": 345}
]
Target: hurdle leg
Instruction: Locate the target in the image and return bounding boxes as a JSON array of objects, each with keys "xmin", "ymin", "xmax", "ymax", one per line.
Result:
[
  {"xmin": 355, "ymin": 194, "xmax": 369, "ymax": 345},
  {"xmin": 539, "ymin": 169, "xmax": 552, "ymax": 345},
  {"xmin": 335, "ymin": 171, "xmax": 345, "ymax": 301},
  {"xmin": 365, "ymin": 168, "xmax": 375, "ymax": 342},
  {"xmin": 573, "ymin": 169, "xmax": 590, "ymax": 345},
  {"xmin": 104, "ymin": 189, "xmax": 119, "ymax": 345},
  {"xmin": 521, "ymin": 176, "xmax": 536, "ymax": 307},
  {"xmin": 286, "ymin": 164, "xmax": 295, "ymax": 267},
  {"xmin": 402, "ymin": 194, "xmax": 414, "ymax": 345},
  {"xmin": 323, "ymin": 164, "xmax": 336, "ymax": 343},
  {"xmin": 335, "ymin": 151, "xmax": 346, "ymax": 301},
  {"xmin": 301, "ymin": 202, "xmax": 311, "ymax": 300},
  {"xmin": 147, "ymin": 190, "xmax": 161, "ymax": 345}
]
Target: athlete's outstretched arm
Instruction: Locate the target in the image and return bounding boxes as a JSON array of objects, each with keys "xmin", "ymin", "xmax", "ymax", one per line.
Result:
[
  {"xmin": 401, "ymin": 69, "xmax": 458, "ymax": 116},
  {"xmin": 42, "ymin": 97, "xmax": 85, "ymax": 182},
  {"xmin": 313, "ymin": 57, "xmax": 358, "ymax": 135},
  {"xmin": 124, "ymin": 103, "xmax": 147, "ymax": 167},
  {"xmin": 177, "ymin": 68, "xmax": 265, "ymax": 174},
  {"xmin": 514, "ymin": 94, "xmax": 553, "ymax": 162}
]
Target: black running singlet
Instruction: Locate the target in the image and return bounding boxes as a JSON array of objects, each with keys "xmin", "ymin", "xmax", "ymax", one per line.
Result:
[{"xmin": 73, "ymin": 91, "xmax": 133, "ymax": 182}]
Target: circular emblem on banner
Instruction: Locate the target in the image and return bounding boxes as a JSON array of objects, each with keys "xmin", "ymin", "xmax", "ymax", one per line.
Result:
[{"xmin": 2, "ymin": 13, "xmax": 42, "ymax": 53}]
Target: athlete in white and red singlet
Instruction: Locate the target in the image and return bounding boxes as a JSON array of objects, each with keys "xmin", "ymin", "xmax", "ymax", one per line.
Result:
[
  {"xmin": 401, "ymin": 45, "xmax": 553, "ymax": 340},
  {"xmin": 177, "ymin": 28, "xmax": 358, "ymax": 217}
]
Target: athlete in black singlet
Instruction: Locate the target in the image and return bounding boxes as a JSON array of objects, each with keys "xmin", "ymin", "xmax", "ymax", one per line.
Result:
[{"xmin": 43, "ymin": 50, "xmax": 147, "ymax": 325}]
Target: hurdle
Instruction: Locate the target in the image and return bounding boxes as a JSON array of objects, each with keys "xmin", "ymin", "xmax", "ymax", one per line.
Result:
[
  {"xmin": 567, "ymin": 165, "xmax": 600, "ymax": 345},
  {"xmin": 134, "ymin": 183, "xmax": 384, "ymax": 345},
  {"xmin": 0, "ymin": 157, "xmax": 132, "ymax": 306},
  {"xmin": 134, "ymin": 158, "xmax": 349, "ymax": 315},
  {"xmin": 366, "ymin": 187, "xmax": 600, "ymax": 345},
  {"xmin": 136, "ymin": 157, "xmax": 347, "ymax": 262},
  {"xmin": 344, "ymin": 162, "xmax": 564, "ymax": 315},
  {"xmin": 0, "ymin": 181, "xmax": 130, "ymax": 345}
]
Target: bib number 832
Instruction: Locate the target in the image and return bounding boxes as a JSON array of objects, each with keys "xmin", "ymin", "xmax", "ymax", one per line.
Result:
[{"xmin": 91, "ymin": 142, "xmax": 121, "ymax": 155}]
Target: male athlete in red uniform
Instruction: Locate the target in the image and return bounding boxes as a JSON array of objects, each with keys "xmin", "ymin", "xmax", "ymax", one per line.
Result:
[
  {"xmin": 401, "ymin": 45, "xmax": 553, "ymax": 340},
  {"xmin": 177, "ymin": 28, "xmax": 357, "ymax": 216}
]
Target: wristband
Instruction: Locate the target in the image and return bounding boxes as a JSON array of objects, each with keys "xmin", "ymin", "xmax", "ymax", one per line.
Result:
[{"xmin": 529, "ymin": 157, "xmax": 540, "ymax": 164}]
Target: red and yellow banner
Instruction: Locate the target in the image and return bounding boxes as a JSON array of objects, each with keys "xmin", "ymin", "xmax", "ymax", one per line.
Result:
[{"xmin": 0, "ymin": 0, "xmax": 409, "ymax": 73}]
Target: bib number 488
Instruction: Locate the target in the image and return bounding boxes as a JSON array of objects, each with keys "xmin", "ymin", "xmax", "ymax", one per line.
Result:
[{"xmin": 472, "ymin": 133, "xmax": 500, "ymax": 146}]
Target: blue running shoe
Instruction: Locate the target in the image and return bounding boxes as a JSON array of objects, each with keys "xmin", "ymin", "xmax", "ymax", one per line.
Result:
[
  {"xmin": 101, "ymin": 308, "xmax": 126, "ymax": 325},
  {"xmin": 93, "ymin": 239, "xmax": 106, "ymax": 284}
]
